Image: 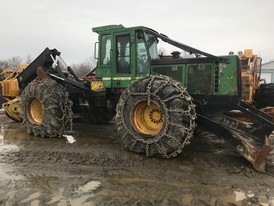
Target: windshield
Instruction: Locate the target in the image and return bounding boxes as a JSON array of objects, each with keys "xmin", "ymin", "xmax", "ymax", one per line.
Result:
[
  {"xmin": 143, "ymin": 32, "xmax": 159, "ymax": 60},
  {"xmin": 136, "ymin": 31, "xmax": 159, "ymax": 74}
]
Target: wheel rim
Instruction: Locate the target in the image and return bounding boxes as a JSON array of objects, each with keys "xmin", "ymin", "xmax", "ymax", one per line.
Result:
[
  {"xmin": 132, "ymin": 101, "xmax": 164, "ymax": 136},
  {"xmin": 27, "ymin": 98, "xmax": 44, "ymax": 125}
]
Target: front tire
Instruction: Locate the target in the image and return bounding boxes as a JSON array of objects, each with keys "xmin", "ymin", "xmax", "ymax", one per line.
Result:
[
  {"xmin": 115, "ymin": 75, "xmax": 196, "ymax": 158},
  {"xmin": 20, "ymin": 79, "xmax": 73, "ymax": 137}
]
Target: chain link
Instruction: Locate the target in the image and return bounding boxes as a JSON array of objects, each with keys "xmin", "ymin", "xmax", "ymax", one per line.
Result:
[
  {"xmin": 116, "ymin": 75, "xmax": 197, "ymax": 158},
  {"xmin": 21, "ymin": 80, "xmax": 73, "ymax": 137}
]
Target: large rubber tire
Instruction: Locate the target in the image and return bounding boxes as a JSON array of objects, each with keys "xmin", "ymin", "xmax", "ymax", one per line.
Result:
[
  {"xmin": 115, "ymin": 75, "xmax": 196, "ymax": 158},
  {"xmin": 255, "ymin": 83, "xmax": 274, "ymax": 108},
  {"xmin": 20, "ymin": 79, "xmax": 73, "ymax": 138}
]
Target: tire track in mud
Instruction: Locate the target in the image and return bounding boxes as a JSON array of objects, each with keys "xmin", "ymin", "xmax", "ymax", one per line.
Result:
[
  {"xmin": 1, "ymin": 118, "xmax": 274, "ymax": 205},
  {"xmin": 1, "ymin": 139, "xmax": 273, "ymax": 206},
  {"xmin": 0, "ymin": 142, "xmax": 148, "ymax": 168}
]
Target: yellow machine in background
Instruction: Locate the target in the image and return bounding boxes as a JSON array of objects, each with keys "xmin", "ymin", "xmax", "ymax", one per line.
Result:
[
  {"xmin": 228, "ymin": 49, "xmax": 274, "ymax": 123},
  {"xmin": 0, "ymin": 68, "xmax": 13, "ymax": 81},
  {"xmin": 1, "ymin": 65, "xmax": 27, "ymax": 99},
  {"xmin": 238, "ymin": 49, "xmax": 262, "ymax": 105},
  {"xmin": 0, "ymin": 64, "xmax": 28, "ymax": 121}
]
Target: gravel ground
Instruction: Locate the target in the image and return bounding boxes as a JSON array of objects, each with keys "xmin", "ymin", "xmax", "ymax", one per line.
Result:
[{"xmin": 0, "ymin": 110, "xmax": 274, "ymax": 206}]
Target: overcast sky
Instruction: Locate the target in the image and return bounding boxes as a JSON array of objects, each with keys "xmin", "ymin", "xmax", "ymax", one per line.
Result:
[{"xmin": 1, "ymin": 0, "xmax": 274, "ymax": 64}]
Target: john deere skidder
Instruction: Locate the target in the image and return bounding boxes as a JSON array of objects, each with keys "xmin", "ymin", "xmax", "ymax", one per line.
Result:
[{"xmin": 6, "ymin": 25, "xmax": 273, "ymax": 172}]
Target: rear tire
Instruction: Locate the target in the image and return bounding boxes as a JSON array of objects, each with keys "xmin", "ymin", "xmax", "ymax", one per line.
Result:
[
  {"xmin": 115, "ymin": 75, "xmax": 196, "ymax": 158},
  {"xmin": 255, "ymin": 83, "xmax": 274, "ymax": 108},
  {"xmin": 20, "ymin": 79, "xmax": 73, "ymax": 137}
]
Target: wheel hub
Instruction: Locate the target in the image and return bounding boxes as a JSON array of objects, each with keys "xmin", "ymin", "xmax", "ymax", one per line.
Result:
[
  {"xmin": 132, "ymin": 101, "xmax": 164, "ymax": 136},
  {"xmin": 27, "ymin": 98, "xmax": 44, "ymax": 125},
  {"xmin": 149, "ymin": 108, "xmax": 163, "ymax": 124}
]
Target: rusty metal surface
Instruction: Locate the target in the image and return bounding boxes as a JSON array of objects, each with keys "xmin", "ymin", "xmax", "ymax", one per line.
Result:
[
  {"xmin": 261, "ymin": 107, "xmax": 274, "ymax": 123},
  {"xmin": 233, "ymin": 132, "xmax": 271, "ymax": 173},
  {"xmin": 253, "ymin": 137, "xmax": 272, "ymax": 173},
  {"xmin": 204, "ymin": 113, "xmax": 273, "ymax": 173},
  {"xmin": 36, "ymin": 67, "xmax": 49, "ymax": 80}
]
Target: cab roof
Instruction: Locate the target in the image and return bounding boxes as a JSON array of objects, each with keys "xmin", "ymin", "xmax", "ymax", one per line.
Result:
[{"xmin": 92, "ymin": 24, "xmax": 146, "ymax": 34}]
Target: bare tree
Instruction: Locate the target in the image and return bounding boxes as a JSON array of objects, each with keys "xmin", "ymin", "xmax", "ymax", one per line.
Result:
[
  {"xmin": 7, "ymin": 56, "xmax": 22, "ymax": 69},
  {"xmin": 158, "ymin": 47, "xmax": 167, "ymax": 56},
  {"xmin": 72, "ymin": 62, "xmax": 91, "ymax": 77},
  {"xmin": 0, "ymin": 57, "xmax": 22, "ymax": 70},
  {"xmin": 0, "ymin": 55, "xmax": 98, "ymax": 78},
  {"xmin": 72, "ymin": 58, "xmax": 97, "ymax": 77},
  {"xmin": 24, "ymin": 54, "xmax": 32, "ymax": 64},
  {"xmin": 0, "ymin": 60, "xmax": 8, "ymax": 70},
  {"xmin": 0, "ymin": 55, "xmax": 31, "ymax": 70}
]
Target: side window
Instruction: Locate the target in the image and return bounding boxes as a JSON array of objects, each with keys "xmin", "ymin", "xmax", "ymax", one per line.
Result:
[
  {"xmin": 101, "ymin": 35, "xmax": 111, "ymax": 65},
  {"xmin": 116, "ymin": 35, "xmax": 130, "ymax": 73},
  {"xmin": 136, "ymin": 36, "xmax": 149, "ymax": 73}
]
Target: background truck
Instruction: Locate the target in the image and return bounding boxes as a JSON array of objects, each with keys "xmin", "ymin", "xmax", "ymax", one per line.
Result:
[{"xmin": 3, "ymin": 25, "xmax": 274, "ymax": 172}]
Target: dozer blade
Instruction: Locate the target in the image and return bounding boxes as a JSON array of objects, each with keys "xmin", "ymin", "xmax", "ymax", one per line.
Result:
[
  {"xmin": 197, "ymin": 113, "xmax": 273, "ymax": 173},
  {"xmin": 225, "ymin": 106, "xmax": 274, "ymax": 124},
  {"xmin": 229, "ymin": 129, "xmax": 271, "ymax": 173}
]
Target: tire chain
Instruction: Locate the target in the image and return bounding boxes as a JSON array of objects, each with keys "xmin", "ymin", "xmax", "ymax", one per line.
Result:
[
  {"xmin": 116, "ymin": 75, "xmax": 197, "ymax": 158},
  {"xmin": 20, "ymin": 79, "xmax": 73, "ymax": 138},
  {"xmin": 42, "ymin": 80, "xmax": 73, "ymax": 137}
]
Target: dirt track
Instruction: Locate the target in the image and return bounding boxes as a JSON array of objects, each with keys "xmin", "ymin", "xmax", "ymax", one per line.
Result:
[{"xmin": 0, "ymin": 110, "xmax": 274, "ymax": 206}]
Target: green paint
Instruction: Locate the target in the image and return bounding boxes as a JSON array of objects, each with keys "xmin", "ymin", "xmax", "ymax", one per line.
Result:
[{"xmin": 92, "ymin": 25, "xmax": 240, "ymax": 96}]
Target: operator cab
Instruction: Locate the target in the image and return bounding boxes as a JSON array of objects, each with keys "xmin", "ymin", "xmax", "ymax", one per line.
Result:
[
  {"xmin": 92, "ymin": 24, "xmax": 231, "ymax": 95},
  {"xmin": 92, "ymin": 25, "xmax": 160, "ymax": 88}
]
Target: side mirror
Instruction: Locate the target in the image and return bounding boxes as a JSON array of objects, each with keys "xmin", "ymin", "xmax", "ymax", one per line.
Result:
[{"xmin": 94, "ymin": 42, "xmax": 99, "ymax": 59}]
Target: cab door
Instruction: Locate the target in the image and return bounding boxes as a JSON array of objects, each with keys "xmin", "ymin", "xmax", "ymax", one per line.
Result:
[{"xmin": 112, "ymin": 33, "xmax": 133, "ymax": 88}]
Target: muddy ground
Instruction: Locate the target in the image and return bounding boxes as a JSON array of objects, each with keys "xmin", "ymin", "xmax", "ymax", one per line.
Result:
[{"xmin": 0, "ymin": 110, "xmax": 274, "ymax": 206}]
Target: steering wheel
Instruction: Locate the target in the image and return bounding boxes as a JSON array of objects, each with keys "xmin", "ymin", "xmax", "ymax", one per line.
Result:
[{"xmin": 137, "ymin": 54, "xmax": 148, "ymax": 60}]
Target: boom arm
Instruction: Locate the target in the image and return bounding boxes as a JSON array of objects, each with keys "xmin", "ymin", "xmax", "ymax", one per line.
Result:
[
  {"xmin": 143, "ymin": 27, "xmax": 228, "ymax": 63},
  {"xmin": 17, "ymin": 48, "xmax": 61, "ymax": 89},
  {"xmin": 17, "ymin": 48, "xmax": 87, "ymax": 91}
]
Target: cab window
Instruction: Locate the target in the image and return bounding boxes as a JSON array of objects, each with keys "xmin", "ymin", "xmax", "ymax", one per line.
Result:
[
  {"xmin": 116, "ymin": 35, "xmax": 130, "ymax": 73},
  {"xmin": 101, "ymin": 35, "xmax": 111, "ymax": 65},
  {"xmin": 136, "ymin": 31, "xmax": 159, "ymax": 74},
  {"xmin": 136, "ymin": 35, "xmax": 149, "ymax": 73}
]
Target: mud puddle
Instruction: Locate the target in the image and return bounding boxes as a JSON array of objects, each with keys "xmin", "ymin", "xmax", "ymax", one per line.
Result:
[{"xmin": 0, "ymin": 111, "xmax": 274, "ymax": 205}]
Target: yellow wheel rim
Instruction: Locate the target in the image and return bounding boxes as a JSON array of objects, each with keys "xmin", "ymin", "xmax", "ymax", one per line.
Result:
[
  {"xmin": 27, "ymin": 98, "xmax": 44, "ymax": 125},
  {"xmin": 132, "ymin": 101, "xmax": 164, "ymax": 136}
]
